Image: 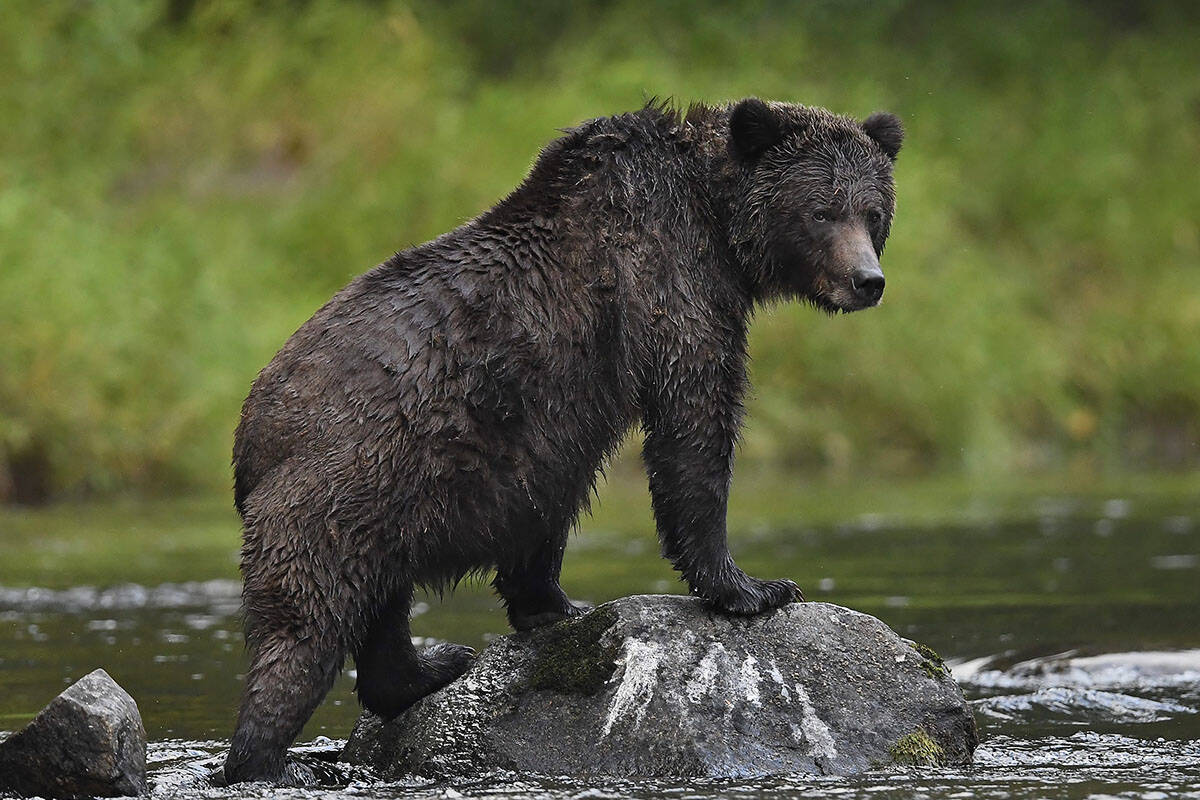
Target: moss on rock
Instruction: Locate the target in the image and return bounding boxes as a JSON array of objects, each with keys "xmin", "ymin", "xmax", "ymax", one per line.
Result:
[
  {"xmin": 908, "ymin": 640, "xmax": 948, "ymax": 680},
  {"xmin": 526, "ymin": 606, "xmax": 620, "ymax": 695},
  {"xmin": 889, "ymin": 729, "xmax": 947, "ymax": 766}
]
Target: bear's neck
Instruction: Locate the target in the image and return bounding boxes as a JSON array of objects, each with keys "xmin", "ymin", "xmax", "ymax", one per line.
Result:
[{"xmin": 477, "ymin": 104, "xmax": 754, "ymax": 313}]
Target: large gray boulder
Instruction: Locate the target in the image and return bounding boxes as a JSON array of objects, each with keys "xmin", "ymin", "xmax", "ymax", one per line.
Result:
[
  {"xmin": 342, "ymin": 595, "xmax": 977, "ymax": 778},
  {"xmin": 0, "ymin": 669, "xmax": 147, "ymax": 798}
]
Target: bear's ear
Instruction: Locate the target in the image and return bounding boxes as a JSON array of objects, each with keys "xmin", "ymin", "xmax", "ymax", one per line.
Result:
[
  {"xmin": 730, "ymin": 98, "xmax": 786, "ymax": 161},
  {"xmin": 862, "ymin": 112, "xmax": 904, "ymax": 162}
]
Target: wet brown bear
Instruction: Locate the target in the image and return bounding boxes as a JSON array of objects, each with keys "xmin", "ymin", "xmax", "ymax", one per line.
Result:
[{"xmin": 225, "ymin": 98, "xmax": 903, "ymax": 783}]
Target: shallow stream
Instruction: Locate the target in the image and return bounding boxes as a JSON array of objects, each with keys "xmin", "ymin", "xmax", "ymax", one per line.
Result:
[{"xmin": 2, "ymin": 477, "xmax": 1198, "ymax": 798}]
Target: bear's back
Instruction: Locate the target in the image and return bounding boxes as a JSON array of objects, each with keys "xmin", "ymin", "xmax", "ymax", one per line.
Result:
[{"xmin": 233, "ymin": 216, "xmax": 638, "ymax": 516}]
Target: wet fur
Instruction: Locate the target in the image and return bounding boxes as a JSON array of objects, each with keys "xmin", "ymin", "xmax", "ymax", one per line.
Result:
[{"xmin": 224, "ymin": 99, "xmax": 901, "ymax": 783}]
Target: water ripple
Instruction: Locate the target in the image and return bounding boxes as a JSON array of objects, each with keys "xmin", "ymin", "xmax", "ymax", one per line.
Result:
[{"xmin": 0, "ymin": 581, "xmax": 242, "ymax": 613}]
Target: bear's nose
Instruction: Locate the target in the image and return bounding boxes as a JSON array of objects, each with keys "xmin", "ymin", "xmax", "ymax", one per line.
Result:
[{"xmin": 851, "ymin": 268, "xmax": 885, "ymax": 305}]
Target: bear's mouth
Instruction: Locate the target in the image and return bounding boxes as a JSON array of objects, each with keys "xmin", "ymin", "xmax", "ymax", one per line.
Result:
[{"xmin": 811, "ymin": 278, "xmax": 882, "ymax": 314}]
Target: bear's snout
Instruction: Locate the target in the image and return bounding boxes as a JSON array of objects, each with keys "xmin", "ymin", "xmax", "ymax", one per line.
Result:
[
  {"xmin": 851, "ymin": 266, "xmax": 885, "ymax": 306},
  {"xmin": 829, "ymin": 223, "xmax": 885, "ymax": 310}
]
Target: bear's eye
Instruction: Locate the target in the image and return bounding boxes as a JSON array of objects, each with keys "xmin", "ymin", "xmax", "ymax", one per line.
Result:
[
  {"xmin": 866, "ymin": 209, "xmax": 884, "ymax": 227},
  {"xmin": 811, "ymin": 208, "xmax": 834, "ymax": 223}
]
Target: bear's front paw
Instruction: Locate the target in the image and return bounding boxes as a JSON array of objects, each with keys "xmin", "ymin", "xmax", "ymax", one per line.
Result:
[
  {"xmin": 699, "ymin": 573, "xmax": 804, "ymax": 616},
  {"xmin": 508, "ymin": 596, "xmax": 593, "ymax": 631},
  {"xmin": 567, "ymin": 598, "xmax": 594, "ymax": 616}
]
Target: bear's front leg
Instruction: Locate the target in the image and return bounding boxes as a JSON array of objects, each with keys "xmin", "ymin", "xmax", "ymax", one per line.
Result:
[
  {"xmin": 494, "ymin": 523, "xmax": 591, "ymax": 631},
  {"xmin": 641, "ymin": 351, "xmax": 803, "ymax": 615}
]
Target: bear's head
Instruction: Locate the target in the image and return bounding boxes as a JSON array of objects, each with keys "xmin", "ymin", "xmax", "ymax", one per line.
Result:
[{"xmin": 726, "ymin": 98, "xmax": 903, "ymax": 312}]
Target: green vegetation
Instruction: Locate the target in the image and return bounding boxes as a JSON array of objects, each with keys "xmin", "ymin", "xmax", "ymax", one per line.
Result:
[
  {"xmin": 907, "ymin": 640, "xmax": 948, "ymax": 680},
  {"xmin": 889, "ymin": 729, "xmax": 946, "ymax": 767},
  {"xmin": 0, "ymin": 496, "xmax": 239, "ymax": 586},
  {"xmin": 1, "ymin": 1, "xmax": 1198, "ymax": 500},
  {"xmin": 526, "ymin": 606, "xmax": 620, "ymax": 695}
]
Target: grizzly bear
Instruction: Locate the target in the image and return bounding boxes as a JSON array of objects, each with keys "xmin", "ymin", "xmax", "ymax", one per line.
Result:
[{"xmin": 224, "ymin": 98, "xmax": 903, "ymax": 783}]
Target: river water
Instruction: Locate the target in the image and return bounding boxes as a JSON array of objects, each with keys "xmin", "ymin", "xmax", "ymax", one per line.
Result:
[{"xmin": 1, "ymin": 479, "xmax": 1198, "ymax": 798}]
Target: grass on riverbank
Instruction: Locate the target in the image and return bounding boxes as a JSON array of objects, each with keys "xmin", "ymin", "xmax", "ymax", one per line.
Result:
[{"xmin": 1, "ymin": 1, "xmax": 1198, "ymax": 500}]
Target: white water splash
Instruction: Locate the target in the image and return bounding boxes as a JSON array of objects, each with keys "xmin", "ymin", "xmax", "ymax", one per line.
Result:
[{"xmin": 953, "ymin": 649, "xmax": 1200, "ymax": 692}]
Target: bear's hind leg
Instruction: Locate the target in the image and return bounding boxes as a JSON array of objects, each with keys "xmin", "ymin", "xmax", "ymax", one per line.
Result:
[
  {"xmin": 224, "ymin": 617, "xmax": 343, "ymax": 784},
  {"xmin": 354, "ymin": 591, "xmax": 475, "ymax": 718}
]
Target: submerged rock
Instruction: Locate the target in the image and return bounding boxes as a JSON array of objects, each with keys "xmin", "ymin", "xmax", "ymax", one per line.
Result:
[
  {"xmin": 342, "ymin": 595, "xmax": 977, "ymax": 778},
  {"xmin": 0, "ymin": 668, "xmax": 147, "ymax": 798}
]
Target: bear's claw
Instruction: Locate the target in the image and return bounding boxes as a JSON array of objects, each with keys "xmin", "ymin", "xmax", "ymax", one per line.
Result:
[
  {"xmin": 422, "ymin": 642, "xmax": 476, "ymax": 688},
  {"xmin": 699, "ymin": 575, "xmax": 804, "ymax": 616}
]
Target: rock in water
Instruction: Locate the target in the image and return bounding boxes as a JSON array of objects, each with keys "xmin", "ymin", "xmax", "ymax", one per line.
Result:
[
  {"xmin": 342, "ymin": 595, "xmax": 978, "ymax": 778},
  {"xmin": 0, "ymin": 669, "xmax": 148, "ymax": 798}
]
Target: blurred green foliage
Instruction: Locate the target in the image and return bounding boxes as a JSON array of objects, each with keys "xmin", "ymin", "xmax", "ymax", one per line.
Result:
[{"xmin": 1, "ymin": 0, "xmax": 1198, "ymax": 501}]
